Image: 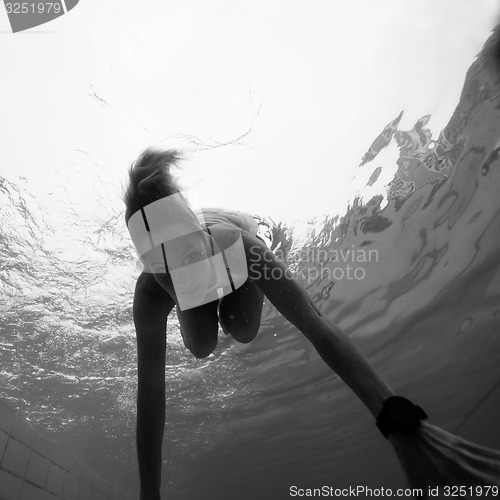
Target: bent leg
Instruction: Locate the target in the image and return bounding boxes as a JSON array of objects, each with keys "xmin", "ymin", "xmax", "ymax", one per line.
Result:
[
  {"xmin": 219, "ymin": 279, "xmax": 264, "ymax": 343},
  {"xmin": 177, "ymin": 300, "xmax": 219, "ymax": 358}
]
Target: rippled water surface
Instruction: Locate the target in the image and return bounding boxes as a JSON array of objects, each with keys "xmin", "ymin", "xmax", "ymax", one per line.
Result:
[{"xmin": 2, "ymin": 27, "xmax": 500, "ymax": 500}]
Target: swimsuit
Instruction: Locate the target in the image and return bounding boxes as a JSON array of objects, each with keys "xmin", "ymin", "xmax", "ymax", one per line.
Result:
[{"xmin": 195, "ymin": 207, "xmax": 269, "ymax": 246}]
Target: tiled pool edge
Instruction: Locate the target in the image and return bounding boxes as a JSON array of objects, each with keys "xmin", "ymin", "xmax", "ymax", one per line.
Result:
[{"xmin": 0, "ymin": 400, "xmax": 133, "ymax": 500}]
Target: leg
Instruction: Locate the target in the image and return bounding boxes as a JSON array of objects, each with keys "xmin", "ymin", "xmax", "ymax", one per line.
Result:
[
  {"xmin": 218, "ymin": 278, "xmax": 264, "ymax": 343},
  {"xmin": 177, "ymin": 300, "xmax": 219, "ymax": 358},
  {"xmin": 133, "ymin": 273, "xmax": 175, "ymax": 500},
  {"xmin": 151, "ymin": 271, "xmax": 220, "ymax": 358}
]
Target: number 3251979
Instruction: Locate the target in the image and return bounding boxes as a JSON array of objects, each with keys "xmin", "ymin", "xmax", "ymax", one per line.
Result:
[{"xmin": 5, "ymin": 3, "xmax": 62, "ymax": 14}]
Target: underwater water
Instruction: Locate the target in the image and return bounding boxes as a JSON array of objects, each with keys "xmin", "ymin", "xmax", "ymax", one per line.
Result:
[{"xmin": 1, "ymin": 26, "xmax": 500, "ymax": 500}]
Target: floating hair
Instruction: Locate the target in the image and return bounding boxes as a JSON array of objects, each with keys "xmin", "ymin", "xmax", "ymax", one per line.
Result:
[{"xmin": 123, "ymin": 148, "xmax": 182, "ymax": 223}]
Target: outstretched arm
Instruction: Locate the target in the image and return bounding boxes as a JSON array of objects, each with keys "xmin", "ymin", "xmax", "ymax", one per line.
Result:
[
  {"xmin": 243, "ymin": 234, "xmax": 394, "ymax": 417},
  {"xmin": 133, "ymin": 273, "xmax": 175, "ymax": 500},
  {"xmin": 244, "ymin": 234, "xmax": 500, "ymax": 493}
]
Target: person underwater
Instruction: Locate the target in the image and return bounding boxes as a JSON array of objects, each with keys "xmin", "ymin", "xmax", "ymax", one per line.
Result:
[{"xmin": 124, "ymin": 148, "xmax": 500, "ymax": 500}]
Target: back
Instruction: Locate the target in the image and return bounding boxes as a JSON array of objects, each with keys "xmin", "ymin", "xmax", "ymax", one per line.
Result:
[{"xmin": 195, "ymin": 207, "xmax": 259, "ymax": 236}]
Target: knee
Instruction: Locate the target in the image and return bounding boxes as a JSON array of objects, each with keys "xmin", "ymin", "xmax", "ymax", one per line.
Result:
[
  {"xmin": 229, "ymin": 324, "xmax": 260, "ymax": 344},
  {"xmin": 185, "ymin": 337, "xmax": 217, "ymax": 358},
  {"xmin": 232, "ymin": 333, "xmax": 256, "ymax": 344},
  {"xmin": 219, "ymin": 310, "xmax": 260, "ymax": 344}
]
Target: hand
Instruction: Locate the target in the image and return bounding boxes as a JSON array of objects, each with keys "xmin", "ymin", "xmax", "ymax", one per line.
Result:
[{"xmin": 388, "ymin": 421, "xmax": 500, "ymax": 494}]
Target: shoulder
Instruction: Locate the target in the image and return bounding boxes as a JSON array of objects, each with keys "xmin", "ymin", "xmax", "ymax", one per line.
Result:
[{"xmin": 241, "ymin": 231, "xmax": 271, "ymax": 258}]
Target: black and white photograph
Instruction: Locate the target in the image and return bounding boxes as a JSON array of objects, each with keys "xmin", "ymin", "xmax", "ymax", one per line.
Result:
[{"xmin": 1, "ymin": 1, "xmax": 500, "ymax": 499}]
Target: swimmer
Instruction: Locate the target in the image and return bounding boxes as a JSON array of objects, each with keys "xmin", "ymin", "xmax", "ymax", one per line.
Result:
[{"xmin": 124, "ymin": 149, "xmax": 500, "ymax": 500}]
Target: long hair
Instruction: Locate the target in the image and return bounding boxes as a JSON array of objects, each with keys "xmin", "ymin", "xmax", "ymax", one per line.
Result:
[{"xmin": 123, "ymin": 148, "xmax": 182, "ymax": 224}]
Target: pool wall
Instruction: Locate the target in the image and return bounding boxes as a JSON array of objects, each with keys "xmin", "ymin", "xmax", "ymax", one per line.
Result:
[{"xmin": 0, "ymin": 400, "xmax": 132, "ymax": 500}]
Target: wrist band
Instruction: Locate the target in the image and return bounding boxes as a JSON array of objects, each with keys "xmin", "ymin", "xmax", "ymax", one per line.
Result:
[{"xmin": 376, "ymin": 396, "xmax": 428, "ymax": 438}]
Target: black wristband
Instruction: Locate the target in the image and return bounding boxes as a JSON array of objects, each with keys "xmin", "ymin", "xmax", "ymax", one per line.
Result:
[{"xmin": 376, "ymin": 396, "xmax": 428, "ymax": 438}]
